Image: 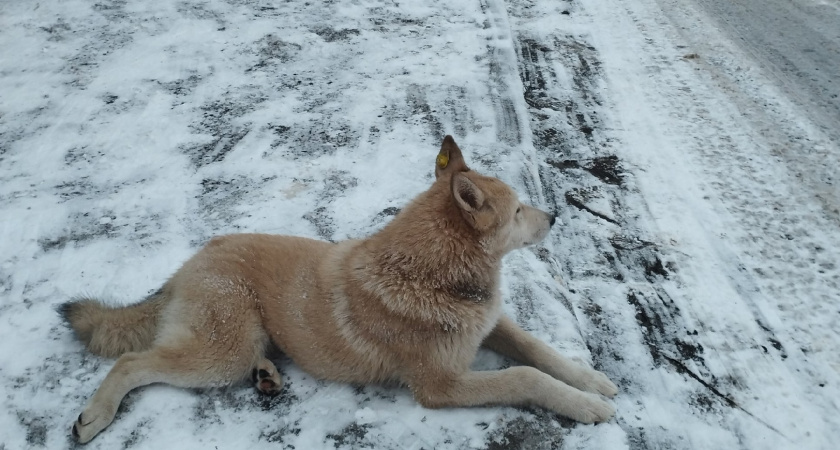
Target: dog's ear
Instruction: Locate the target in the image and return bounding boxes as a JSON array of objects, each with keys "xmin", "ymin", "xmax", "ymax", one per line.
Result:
[
  {"xmin": 451, "ymin": 173, "xmax": 485, "ymax": 214},
  {"xmin": 435, "ymin": 135, "xmax": 469, "ymax": 179}
]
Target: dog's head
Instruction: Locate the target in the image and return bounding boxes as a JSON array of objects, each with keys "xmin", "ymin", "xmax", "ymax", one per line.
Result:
[{"xmin": 435, "ymin": 136, "xmax": 556, "ymax": 256}]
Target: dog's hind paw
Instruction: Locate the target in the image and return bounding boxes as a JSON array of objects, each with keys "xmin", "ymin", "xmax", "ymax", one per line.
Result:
[
  {"xmin": 71, "ymin": 408, "xmax": 114, "ymax": 444},
  {"xmin": 252, "ymin": 358, "xmax": 283, "ymax": 396}
]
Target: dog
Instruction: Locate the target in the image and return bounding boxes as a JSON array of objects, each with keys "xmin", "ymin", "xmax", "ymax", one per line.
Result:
[{"xmin": 60, "ymin": 136, "xmax": 617, "ymax": 443}]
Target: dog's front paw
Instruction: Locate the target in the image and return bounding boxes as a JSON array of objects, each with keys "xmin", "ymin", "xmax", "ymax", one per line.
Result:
[
  {"xmin": 568, "ymin": 392, "xmax": 615, "ymax": 424},
  {"xmin": 579, "ymin": 369, "xmax": 618, "ymax": 398},
  {"xmin": 71, "ymin": 407, "xmax": 114, "ymax": 444}
]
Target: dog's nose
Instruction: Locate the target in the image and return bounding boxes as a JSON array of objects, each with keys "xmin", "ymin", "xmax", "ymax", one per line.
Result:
[{"xmin": 550, "ymin": 215, "xmax": 557, "ymax": 226}]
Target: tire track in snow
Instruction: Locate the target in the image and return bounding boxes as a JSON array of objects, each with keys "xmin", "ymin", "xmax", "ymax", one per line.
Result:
[
  {"xmin": 479, "ymin": 0, "xmax": 529, "ymax": 150},
  {"xmin": 498, "ymin": 0, "xmax": 799, "ymax": 448},
  {"xmin": 583, "ymin": 0, "xmax": 840, "ymax": 446},
  {"xmin": 509, "ymin": 32, "xmax": 727, "ymax": 449},
  {"xmin": 478, "ymin": 0, "xmax": 734, "ymax": 447}
]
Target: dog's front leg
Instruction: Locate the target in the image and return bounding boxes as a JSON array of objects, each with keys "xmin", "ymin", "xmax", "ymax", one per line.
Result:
[
  {"xmin": 410, "ymin": 367, "xmax": 614, "ymax": 423},
  {"xmin": 482, "ymin": 315, "xmax": 618, "ymax": 398}
]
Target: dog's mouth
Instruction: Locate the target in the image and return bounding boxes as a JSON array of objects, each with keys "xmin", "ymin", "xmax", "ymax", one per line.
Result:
[
  {"xmin": 524, "ymin": 229, "xmax": 552, "ymax": 247},
  {"xmin": 508, "ymin": 207, "xmax": 555, "ymax": 251}
]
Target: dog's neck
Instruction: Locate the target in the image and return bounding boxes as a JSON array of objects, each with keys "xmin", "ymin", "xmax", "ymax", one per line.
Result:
[{"xmin": 364, "ymin": 178, "xmax": 500, "ymax": 300}]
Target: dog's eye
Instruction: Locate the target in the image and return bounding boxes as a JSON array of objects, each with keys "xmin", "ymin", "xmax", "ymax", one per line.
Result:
[{"xmin": 516, "ymin": 207, "xmax": 521, "ymax": 214}]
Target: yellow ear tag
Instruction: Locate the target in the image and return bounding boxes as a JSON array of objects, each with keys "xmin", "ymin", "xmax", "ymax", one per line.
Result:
[{"xmin": 436, "ymin": 152, "xmax": 449, "ymax": 169}]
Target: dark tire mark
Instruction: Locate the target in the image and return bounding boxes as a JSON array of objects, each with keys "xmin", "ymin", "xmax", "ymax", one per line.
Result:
[
  {"xmin": 661, "ymin": 353, "xmax": 788, "ymax": 438},
  {"xmin": 485, "ymin": 414, "xmax": 565, "ymax": 450},
  {"xmin": 185, "ymin": 92, "xmax": 267, "ymax": 168},
  {"xmin": 517, "ymin": 34, "xmax": 605, "ymax": 159},
  {"xmin": 609, "ymin": 236, "xmax": 670, "ymax": 282},
  {"xmin": 120, "ymin": 420, "xmax": 149, "ymax": 449},
  {"xmin": 487, "ymin": 44, "xmax": 523, "ymax": 146},
  {"xmin": 156, "ymin": 74, "xmax": 203, "ymax": 97},
  {"xmin": 197, "ymin": 176, "xmax": 276, "ymax": 235},
  {"xmin": 326, "ymin": 423, "xmax": 371, "ymax": 448},
  {"xmin": 188, "ymin": 128, "xmax": 251, "ymax": 168},
  {"xmin": 259, "ymin": 419, "xmax": 302, "ymax": 444},
  {"xmin": 247, "ymin": 35, "xmax": 302, "ymax": 72},
  {"xmin": 18, "ymin": 412, "xmax": 47, "ymax": 447},
  {"xmin": 406, "ymin": 85, "xmax": 445, "ymax": 141},
  {"xmin": 549, "ymin": 156, "xmax": 624, "ymax": 185},
  {"xmin": 39, "ymin": 19, "xmax": 72, "ymax": 42},
  {"xmin": 62, "ymin": 1, "xmax": 139, "ymax": 88},
  {"xmin": 303, "ymin": 207, "xmax": 335, "ymax": 241},
  {"xmin": 313, "ymin": 27, "xmax": 360, "ymax": 43},
  {"xmin": 626, "ymin": 289, "xmax": 705, "ymax": 367},
  {"xmin": 519, "ymin": 38, "xmax": 564, "ymax": 111},
  {"xmin": 444, "ymin": 86, "xmax": 474, "ymax": 138},
  {"xmin": 176, "ymin": 1, "xmax": 226, "ymax": 26},
  {"xmin": 266, "ymin": 121, "xmax": 359, "ymax": 160},
  {"xmin": 301, "ymin": 170, "xmax": 359, "ymax": 241},
  {"xmin": 38, "ymin": 211, "xmax": 122, "ymax": 251}
]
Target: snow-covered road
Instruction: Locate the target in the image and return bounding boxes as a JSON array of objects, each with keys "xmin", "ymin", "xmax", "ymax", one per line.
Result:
[
  {"xmin": 684, "ymin": 0, "xmax": 840, "ymax": 145},
  {"xmin": 1, "ymin": 0, "xmax": 838, "ymax": 449}
]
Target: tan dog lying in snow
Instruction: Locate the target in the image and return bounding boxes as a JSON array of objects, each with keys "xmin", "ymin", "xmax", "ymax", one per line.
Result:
[{"xmin": 60, "ymin": 136, "xmax": 617, "ymax": 443}]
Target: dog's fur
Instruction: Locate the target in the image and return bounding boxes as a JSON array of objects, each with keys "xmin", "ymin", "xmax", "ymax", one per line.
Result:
[{"xmin": 60, "ymin": 136, "xmax": 617, "ymax": 443}]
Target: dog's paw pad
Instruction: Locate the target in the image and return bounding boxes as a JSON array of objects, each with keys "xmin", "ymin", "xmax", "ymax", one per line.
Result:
[
  {"xmin": 253, "ymin": 363, "xmax": 283, "ymax": 396},
  {"xmin": 259, "ymin": 379, "xmax": 277, "ymax": 392}
]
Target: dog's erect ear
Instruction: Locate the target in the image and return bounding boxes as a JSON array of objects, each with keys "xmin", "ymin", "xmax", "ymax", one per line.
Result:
[
  {"xmin": 435, "ymin": 135, "xmax": 469, "ymax": 179},
  {"xmin": 452, "ymin": 172, "xmax": 485, "ymax": 214}
]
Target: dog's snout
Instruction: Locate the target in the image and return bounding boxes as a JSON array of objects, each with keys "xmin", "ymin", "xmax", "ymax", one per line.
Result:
[{"xmin": 550, "ymin": 215, "xmax": 556, "ymax": 226}]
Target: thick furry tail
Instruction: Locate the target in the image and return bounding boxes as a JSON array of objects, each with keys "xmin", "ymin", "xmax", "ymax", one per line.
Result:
[{"xmin": 58, "ymin": 289, "xmax": 168, "ymax": 358}]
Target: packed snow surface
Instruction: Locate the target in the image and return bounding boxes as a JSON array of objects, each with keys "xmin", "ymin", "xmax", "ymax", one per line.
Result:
[{"xmin": 1, "ymin": 0, "xmax": 838, "ymax": 449}]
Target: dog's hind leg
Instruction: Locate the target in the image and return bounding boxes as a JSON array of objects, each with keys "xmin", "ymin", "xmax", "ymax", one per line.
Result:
[
  {"xmin": 72, "ymin": 350, "xmax": 283, "ymax": 442},
  {"xmin": 70, "ymin": 347, "xmax": 200, "ymax": 442},
  {"xmin": 482, "ymin": 315, "xmax": 618, "ymax": 397},
  {"xmin": 72, "ymin": 339, "xmax": 268, "ymax": 443},
  {"xmin": 72, "ymin": 293, "xmax": 272, "ymax": 443}
]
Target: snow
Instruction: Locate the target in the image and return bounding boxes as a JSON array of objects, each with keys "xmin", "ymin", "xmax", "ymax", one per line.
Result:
[{"xmin": 1, "ymin": 0, "xmax": 839, "ymax": 449}]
